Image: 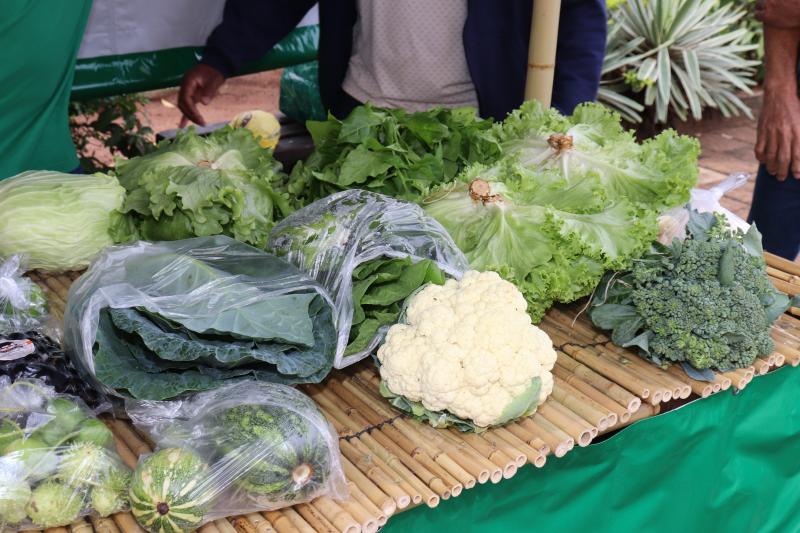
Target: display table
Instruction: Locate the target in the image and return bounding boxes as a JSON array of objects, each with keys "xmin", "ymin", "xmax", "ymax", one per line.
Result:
[{"xmin": 18, "ymin": 254, "xmax": 800, "ymax": 533}]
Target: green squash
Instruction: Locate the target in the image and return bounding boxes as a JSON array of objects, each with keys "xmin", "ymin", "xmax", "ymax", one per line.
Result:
[
  {"xmin": 212, "ymin": 404, "xmax": 331, "ymax": 503},
  {"xmin": 129, "ymin": 448, "xmax": 210, "ymax": 533}
]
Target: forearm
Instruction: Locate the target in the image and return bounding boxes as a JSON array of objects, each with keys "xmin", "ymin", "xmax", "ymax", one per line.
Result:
[
  {"xmin": 202, "ymin": 0, "xmax": 316, "ymax": 77},
  {"xmin": 763, "ymin": 25, "xmax": 800, "ymax": 97}
]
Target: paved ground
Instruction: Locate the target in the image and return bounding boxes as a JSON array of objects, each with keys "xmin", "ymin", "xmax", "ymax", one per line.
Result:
[{"xmin": 144, "ymin": 72, "xmax": 763, "ymax": 219}]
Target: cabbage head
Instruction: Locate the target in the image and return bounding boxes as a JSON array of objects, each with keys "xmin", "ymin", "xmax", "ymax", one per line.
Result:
[
  {"xmin": 113, "ymin": 127, "xmax": 293, "ymax": 248},
  {"xmin": 0, "ymin": 171, "xmax": 126, "ymax": 271}
]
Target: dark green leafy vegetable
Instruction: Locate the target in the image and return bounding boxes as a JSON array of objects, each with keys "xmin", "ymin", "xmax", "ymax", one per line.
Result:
[
  {"xmin": 347, "ymin": 257, "xmax": 446, "ymax": 356},
  {"xmin": 64, "ymin": 237, "xmax": 338, "ymax": 400},
  {"xmin": 589, "ymin": 211, "xmax": 791, "ymax": 371},
  {"xmin": 286, "ymin": 104, "xmax": 501, "ymax": 204}
]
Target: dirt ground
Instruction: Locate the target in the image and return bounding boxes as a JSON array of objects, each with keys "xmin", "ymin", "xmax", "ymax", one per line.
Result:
[{"xmin": 142, "ymin": 70, "xmax": 283, "ymax": 132}]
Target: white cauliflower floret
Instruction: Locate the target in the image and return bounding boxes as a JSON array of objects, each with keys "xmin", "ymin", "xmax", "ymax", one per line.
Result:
[{"xmin": 377, "ymin": 270, "xmax": 557, "ymax": 428}]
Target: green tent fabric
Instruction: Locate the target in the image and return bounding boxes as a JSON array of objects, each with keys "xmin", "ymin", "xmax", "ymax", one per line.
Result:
[
  {"xmin": 0, "ymin": 0, "xmax": 92, "ymax": 179},
  {"xmin": 385, "ymin": 367, "xmax": 800, "ymax": 533}
]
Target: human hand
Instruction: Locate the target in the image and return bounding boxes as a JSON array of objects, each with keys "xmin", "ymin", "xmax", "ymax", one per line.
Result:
[
  {"xmin": 178, "ymin": 64, "xmax": 225, "ymax": 127},
  {"xmin": 755, "ymin": 0, "xmax": 800, "ymax": 29},
  {"xmin": 755, "ymin": 88, "xmax": 800, "ymax": 180}
]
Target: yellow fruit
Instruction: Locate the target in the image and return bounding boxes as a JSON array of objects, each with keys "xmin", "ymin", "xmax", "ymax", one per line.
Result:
[{"xmin": 229, "ymin": 110, "xmax": 281, "ymax": 149}]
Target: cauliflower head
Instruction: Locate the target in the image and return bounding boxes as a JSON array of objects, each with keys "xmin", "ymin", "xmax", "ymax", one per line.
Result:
[{"xmin": 377, "ymin": 271, "xmax": 557, "ymax": 428}]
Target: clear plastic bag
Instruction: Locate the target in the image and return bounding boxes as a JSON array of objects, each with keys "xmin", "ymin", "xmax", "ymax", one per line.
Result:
[
  {"xmin": 269, "ymin": 190, "xmax": 469, "ymax": 368},
  {"xmin": 125, "ymin": 381, "xmax": 346, "ymax": 533},
  {"xmin": 0, "ymin": 257, "xmax": 49, "ymax": 336},
  {"xmin": 658, "ymin": 172, "xmax": 751, "ymax": 244},
  {"xmin": 0, "ymin": 377, "xmax": 131, "ymax": 531},
  {"xmin": 63, "ymin": 235, "xmax": 339, "ymax": 401}
]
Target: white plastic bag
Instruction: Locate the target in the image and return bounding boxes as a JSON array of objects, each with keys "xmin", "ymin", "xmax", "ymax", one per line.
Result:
[
  {"xmin": 63, "ymin": 236, "xmax": 339, "ymax": 401},
  {"xmin": 125, "ymin": 381, "xmax": 346, "ymax": 533},
  {"xmin": 269, "ymin": 190, "xmax": 469, "ymax": 369},
  {"xmin": 0, "ymin": 377, "xmax": 131, "ymax": 531},
  {"xmin": 658, "ymin": 172, "xmax": 751, "ymax": 244},
  {"xmin": 0, "ymin": 257, "xmax": 49, "ymax": 336}
]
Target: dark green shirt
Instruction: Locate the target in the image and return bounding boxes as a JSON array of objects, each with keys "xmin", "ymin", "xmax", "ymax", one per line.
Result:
[{"xmin": 0, "ymin": 0, "xmax": 92, "ymax": 179}]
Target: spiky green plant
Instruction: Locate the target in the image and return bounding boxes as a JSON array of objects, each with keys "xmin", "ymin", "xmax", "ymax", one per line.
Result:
[{"xmin": 599, "ymin": 0, "xmax": 759, "ymax": 125}]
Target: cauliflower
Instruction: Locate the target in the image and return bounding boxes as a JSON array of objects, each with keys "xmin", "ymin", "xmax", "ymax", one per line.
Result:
[{"xmin": 377, "ymin": 271, "xmax": 557, "ymax": 429}]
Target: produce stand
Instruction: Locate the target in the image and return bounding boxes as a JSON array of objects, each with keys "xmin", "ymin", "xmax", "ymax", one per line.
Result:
[{"xmin": 18, "ymin": 253, "xmax": 800, "ymax": 533}]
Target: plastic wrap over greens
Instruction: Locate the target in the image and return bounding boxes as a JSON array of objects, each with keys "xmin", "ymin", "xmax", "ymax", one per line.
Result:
[
  {"xmin": 125, "ymin": 381, "xmax": 346, "ymax": 533},
  {"xmin": 63, "ymin": 236, "xmax": 337, "ymax": 400},
  {"xmin": 0, "ymin": 377, "xmax": 131, "ymax": 530},
  {"xmin": 0, "ymin": 257, "xmax": 49, "ymax": 336},
  {"xmin": 269, "ymin": 190, "xmax": 468, "ymax": 368}
]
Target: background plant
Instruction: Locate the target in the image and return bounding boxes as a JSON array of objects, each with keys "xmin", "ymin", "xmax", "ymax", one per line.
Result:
[
  {"xmin": 69, "ymin": 94, "xmax": 155, "ymax": 172},
  {"xmin": 599, "ymin": 0, "xmax": 759, "ymax": 132}
]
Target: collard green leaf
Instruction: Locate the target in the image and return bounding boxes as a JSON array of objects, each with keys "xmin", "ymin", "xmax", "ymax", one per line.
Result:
[{"xmin": 589, "ymin": 303, "xmax": 640, "ymax": 330}]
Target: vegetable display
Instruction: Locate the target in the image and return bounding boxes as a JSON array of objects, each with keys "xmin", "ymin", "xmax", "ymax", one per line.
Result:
[
  {"xmin": 112, "ymin": 127, "xmax": 294, "ymax": 248},
  {"xmin": 0, "ymin": 378, "xmax": 131, "ymax": 530},
  {"xmin": 423, "ymin": 102, "xmax": 700, "ymax": 321},
  {"xmin": 286, "ymin": 104, "xmax": 501, "ymax": 204},
  {"xmin": 377, "ymin": 271, "xmax": 557, "ymax": 431},
  {"xmin": 0, "ymin": 171, "xmax": 127, "ymax": 271},
  {"xmin": 0, "ymin": 256, "xmax": 48, "ymax": 335},
  {"xmin": 63, "ymin": 236, "xmax": 338, "ymax": 400},
  {"xmin": 269, "ymin": 190, "xmax": 468, "ymax": 368},
  {"xmin": 590, "ymin": 212, "xmax": 791, "ymax": 372},
  {"xmin": 126, "ymin": 381, "xmax": 346, "ymax": 533}
]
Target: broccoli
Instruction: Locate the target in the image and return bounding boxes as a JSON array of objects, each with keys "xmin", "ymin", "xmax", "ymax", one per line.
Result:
[{"xmin": 590, "ymin": 211, "xmax": 790, "ymax": 371}]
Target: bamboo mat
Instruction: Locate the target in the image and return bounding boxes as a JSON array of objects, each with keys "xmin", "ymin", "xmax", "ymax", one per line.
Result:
[{"xmin": 14, "ymin": 252, "xmax": 800, "ymax": 533}]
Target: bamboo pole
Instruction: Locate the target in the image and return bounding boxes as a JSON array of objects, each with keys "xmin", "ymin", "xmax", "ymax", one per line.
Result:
[
  {"xmin": 552, "ymin": 366, "xmax": 630, "ymax": 423},
  {"xmin": 524, "ymin": 0, "xmax": 563, "ymax": 106},
  {"xmin": 664, "ymin": 365, "xmax": 714, "ymax": 398},
  {"xmin": 490, "ymin": 427, "xmax": 547, "ymax": 468},
  {"xmin": 753, "ymin": 357, "xmax": 770, "ymax": 376},
  {"xmin": 519, "ymin": 417, "xmax": 573, "ymax": 457},
  {"xmin": 722, "ymin": 370, "xmax": 748, "ymax": 390},
  {"xmin": 280, "ymin": 509, "xmax": 318, "ymax": 533},
  {"xmin": 339, "ymin": 439, "xmax": 411, "ymax": 509},
  {"xmin": 551, "ymin": 376, "xmax": 615, "ymax": 429},
  {"xmin": 335, "ymin": 497, "xmax": 379, "ymax": 533},
  {"xmin": 215, "ymin": 519, "xmax": 240, "ymax": 533},
  {"xmin": 555, "ymin": 356, "xmax": 643, "ymax": 411},
  {"xmin": 765, "ymin": 252, "xmax": 800, "ymax": 277},
  {"xmin": 347, "ymin": 482, "xmax": 389, "ymax": 526},
  {"xmin": 311, "ymin": 387, "xmax": 425, "ymax": 505},
  {"xmin": 769, "ymin": 277, "xmax": 800, "ymax": 296},
  {"xmin": 598, "ymin": 345, "xmax": 691, "ymax": 399},
  {"xmin": 291, "ymin": 505, "xmax": 337, "ymax": 533},
  {"xmin": 503, "ymin": 422, "xmax": 550, "ymax": 456},
  {"xmin": 198, "ymin": 523, "xmax": 222, "ymax": 533},
  {"xmin": 90, "ymin": 516, "xmax": 120, "ymax": 533},
  {"xmin": 346, "ymin": 373, "xmax": 477, "ymax": 493},
  {"xmin": 591, "ymin": 348, "xmax": 672, "ymax": 404},
  {"xmin": 340, "ymin": 457, "xmax": 397, "ymax": 517},
  {"xmin": 104, "ymin": 418, "xmax": 152, "ymax": 457},
  {"xmin": 560, "ymin": 345, "xmax": 653, "ymax": 401},
  {"xmin": 310, "ymin": 497, "xmax": 361, "ymax": 533},
  {"xmin": 537, "ymin": 402, "xmax": 593, "ymax": 447},
  {"xmin": 233, "ymin": 516, "xmax": 270, "ymax": 533},
  {"xmin": 112, "ymin": 513, "xmax": 146, "ymax": 533},
  {"xmin": 240, "ymin": 515, "xmax": 278, "ymax": 533},
  {"xmin": 262, "ymin": 512, "xmax": 302, "ymax": 533},
  {"xmin": 712, "ymin": 373, "xmax": 732, "ymax": 391},
  {"xmin": 455, "ymin": 431, "xmax": 519, "ymax": 480}
]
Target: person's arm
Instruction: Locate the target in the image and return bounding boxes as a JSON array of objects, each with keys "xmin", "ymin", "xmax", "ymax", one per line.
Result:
[
  {"xmin": 179, "ymin": 0, "xmax": 316, "ymax": 126},
  {"xmin": 754, "ymin": 25, "xmax": 800, "ymax": 180}
]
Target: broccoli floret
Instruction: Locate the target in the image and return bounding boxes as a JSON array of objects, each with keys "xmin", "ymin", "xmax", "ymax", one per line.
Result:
[{"xmin": 595, "ymin": 214, "xmax": 785, "ymax": 371}]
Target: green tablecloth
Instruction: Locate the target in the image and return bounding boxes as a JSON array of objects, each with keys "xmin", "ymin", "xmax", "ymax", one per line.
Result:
[{"xmin": 385, "ymin": 367, "xmax": 800, "ymax": 533}]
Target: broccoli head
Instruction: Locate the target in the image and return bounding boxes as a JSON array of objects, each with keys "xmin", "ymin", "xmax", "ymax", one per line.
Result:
[{"xmin": 591, "ymin": 212, "xmax": 789, "ymax": 371}]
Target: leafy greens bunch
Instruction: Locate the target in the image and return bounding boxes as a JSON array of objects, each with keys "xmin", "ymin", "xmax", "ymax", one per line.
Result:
[
  {"xmin": 269, "ymin": 190, "xmax": 468, "ymax": 368},
  {"xmin": 64, "ymin": 237, "xmax": 338, "ymax": 400},
  {"xmin": 113, "ymin": 127, "xmax": 294, "ymax": 248},
  {"xmin": 423, "ymin": 102, "xmax": 700, "ymax": 321},
  {"xmin": 589, "ymin": 212, "xmax": 792, "ymax": 372},
  {"xmin": 286, "ymin": 104, "xmax": 501, "ymax": 204}
]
